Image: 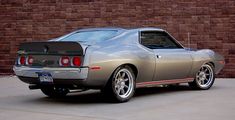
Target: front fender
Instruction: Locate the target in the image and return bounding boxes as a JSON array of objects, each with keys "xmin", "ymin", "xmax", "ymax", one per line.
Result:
[{"xmin": 189, "ymin": 49, "xmax": 225, "ymax": 76}]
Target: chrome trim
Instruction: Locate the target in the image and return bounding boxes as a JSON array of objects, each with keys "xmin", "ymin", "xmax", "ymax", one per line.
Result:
[
  {"xmin": 17, "ymin": 56, "xmax": 20, "ymax": 65},
  {"xmin": 25, "ymin": 56, "xmax": 32, "ymax": 65},
  {"xmin": 13, "ymin": 66, "xmax": 88, "ymax": 80}
]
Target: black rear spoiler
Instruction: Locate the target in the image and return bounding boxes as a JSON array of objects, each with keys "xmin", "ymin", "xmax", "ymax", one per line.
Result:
[{"xmin": 18, "ymin": 41, "xmax": 83, "ymax": 56}]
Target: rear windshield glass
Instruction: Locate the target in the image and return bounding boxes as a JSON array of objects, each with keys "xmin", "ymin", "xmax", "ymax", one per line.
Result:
[{"xmin": 59, "ymin": 30, "xmax": 118, "ymax": 43}]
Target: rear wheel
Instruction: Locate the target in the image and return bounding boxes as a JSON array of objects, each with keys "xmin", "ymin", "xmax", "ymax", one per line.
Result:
[
  {"xmin": 41, "ymin": 87, "xmax": 69, "ymax": 98},
  {"xmin": 189, "ymin": 63, "xmax": 215, "ymax": 90},
  {"xmin": 102, "ymin": 66, "xmax": 136, "ymax": 102}
]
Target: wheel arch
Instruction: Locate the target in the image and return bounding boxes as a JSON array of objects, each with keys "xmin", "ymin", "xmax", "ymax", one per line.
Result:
[
  {"xmin": 204, "ymin": 61, "xmax": 215, "ymax": 68},
  {"xmin": 103, "ymin": 63, "xmax": 138, "ymax": 87},
  {"xmin": 189, "ymin": 61, "xmax": 215, "ymax": 90},
  {"xmin": 122, "ymin": 63, "xmax": 138, "ymax": 78},
  {"xmin": 207, "ymin": 62, "xmax": 215, "ymax": 67}
]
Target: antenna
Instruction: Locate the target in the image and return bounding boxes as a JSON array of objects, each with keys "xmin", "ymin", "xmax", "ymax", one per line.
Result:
[{"xmin": 187, "ymin": 32, "xmax": 190, "ymax": 48}]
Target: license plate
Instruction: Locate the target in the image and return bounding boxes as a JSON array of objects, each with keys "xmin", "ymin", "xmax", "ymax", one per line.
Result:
[{"xmin": 37, "ymin": 72, "xmax": 53, "ymax": 83}]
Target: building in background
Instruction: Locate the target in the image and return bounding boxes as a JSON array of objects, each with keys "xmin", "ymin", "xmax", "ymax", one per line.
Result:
[{"xmin": 0, "ymin": 0, "xmax": 234, "ymax": 77}]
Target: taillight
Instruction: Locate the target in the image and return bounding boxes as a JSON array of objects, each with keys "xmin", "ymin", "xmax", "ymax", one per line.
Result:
[
  {"xmin": 72, "ymin": 56, "xmax": 81, "ymax": 67},
  {"xmin": 18, "ymin": 56, "xmax": 26, "ymax": 65},
  {"xmin": 60, "ymin": 56, "xmax": 70, "ymax": 66},
  {"xmin": 27, "ymin": 56, "xmax": 34, "ymax": 65}
]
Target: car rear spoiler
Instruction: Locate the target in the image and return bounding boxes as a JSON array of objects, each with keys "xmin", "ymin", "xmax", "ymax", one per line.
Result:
[{"xmin": 18, "ymin": 41, "xmax": 83, "ymax": 56}]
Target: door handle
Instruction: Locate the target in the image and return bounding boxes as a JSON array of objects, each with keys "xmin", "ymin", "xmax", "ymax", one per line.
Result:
[{"xmin": 156, "ymin": 55, "xmax": 162, "ymax": 58}]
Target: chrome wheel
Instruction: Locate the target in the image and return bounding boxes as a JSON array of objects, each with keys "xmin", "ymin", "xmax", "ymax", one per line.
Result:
[
  {"xmin": 102, "ymin": 66, "xmax": 136, "ymax": 102},
  {"xmin": 195, "ymin": 64, "xmax": 214, "ymax": 88},
  {"xmin": 189, "ymin": 63, "xmax": 215, "ymax": 90},
  {"xmin": 114, "ymin": 68, "xmax": 134, "ymax": 99}
]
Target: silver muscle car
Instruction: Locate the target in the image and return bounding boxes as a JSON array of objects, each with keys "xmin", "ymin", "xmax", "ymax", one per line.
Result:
[{"xmin": 13, "ymin": 27, "xmax": 225, "ymax": 102}]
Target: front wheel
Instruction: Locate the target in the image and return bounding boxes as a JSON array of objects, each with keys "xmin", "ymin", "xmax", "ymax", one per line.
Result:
[
  {"xmin": 102, "ymin": 66, "xmax": 136, "ymax": 102},
  {"xmin": 41, "ymin": 87, "xmax": 69, "ymax": 98},
  {"xmin": 189, "ymin": 63, "xmax": 215, "ymax": 90}
]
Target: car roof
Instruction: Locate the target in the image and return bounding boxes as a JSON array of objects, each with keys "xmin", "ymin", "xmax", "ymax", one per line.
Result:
[
  {"xmin": 77, "ymin": 27, "xmax": 165, "ymax": 32},
  {"xmin": 128, "ymin": 27, "xmax": 164, "ymax": 31}
]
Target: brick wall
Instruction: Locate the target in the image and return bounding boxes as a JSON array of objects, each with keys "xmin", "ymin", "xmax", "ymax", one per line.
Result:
[{"xmin": 0, "ymin": 0, "xmax": 234, "ymax": 77}]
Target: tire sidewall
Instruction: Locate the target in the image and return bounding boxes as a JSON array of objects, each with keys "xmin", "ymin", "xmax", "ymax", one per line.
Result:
[
  {"xmin": 111, "ymin": 66, "xmax": 136, "ymax": 102},
  {"xmin": 195, "ymin": 63, "xmax": 215, "ymax": 90}
]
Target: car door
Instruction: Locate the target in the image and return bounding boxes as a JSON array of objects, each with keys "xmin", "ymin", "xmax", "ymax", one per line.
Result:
[{"xmin": 140, "ymin": 31, "xmax": 193, "ymax": 81}]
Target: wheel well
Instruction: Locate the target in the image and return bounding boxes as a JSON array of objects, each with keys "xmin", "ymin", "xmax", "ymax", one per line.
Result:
[
  {"xmin": 122, "ymin": 64, "xmax": 138, "ymax": 78},
  {"xmin": 111, "ymin": 64, "xmax": 138, "ymax": 79},
  {"xmin": 207, "ymin": 62, "xmax": 215, "ymax": 68},
  {"xmin": 103, "ymin": 63, "xmax": 138, "ymax": 89}
]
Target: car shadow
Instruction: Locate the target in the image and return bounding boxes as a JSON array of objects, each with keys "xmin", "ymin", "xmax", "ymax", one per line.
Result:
[
  {"xmin": 35, "ymin": 85, "xmax": 202, "ymax": 104},
  {"xmin": 135, "ymin": 85, "xmax": 193, "ymax": 97}
]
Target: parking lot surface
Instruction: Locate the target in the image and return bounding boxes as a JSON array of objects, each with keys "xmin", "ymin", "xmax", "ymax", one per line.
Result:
[{"xmin": 0, "ymin": 76, "xmax": 234, "ymax": 120}]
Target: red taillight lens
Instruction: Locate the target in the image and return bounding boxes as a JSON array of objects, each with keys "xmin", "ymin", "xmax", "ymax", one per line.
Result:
[
  {"xmin": 27, "ymin": 56, "xmax": 34, "ymax": 65},
  {"xmin": 19, "ymin": 56, "xmax": 25, "ymax": 65},
  {"xmin": 60, "ymin": 56, "xmax": 70, "ymax": 66},
  {"xmin": 59, "ymin": 56, "xmax": 81, "ymax": 67},
  {"xmin": 72, "ymin": 56, "xmax": 81, "ymax": 66}
]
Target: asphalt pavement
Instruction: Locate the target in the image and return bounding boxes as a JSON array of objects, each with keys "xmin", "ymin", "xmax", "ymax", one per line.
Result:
[{"xmin": 0, "ymin": 76, "xmax": 235, "ymax": 120}]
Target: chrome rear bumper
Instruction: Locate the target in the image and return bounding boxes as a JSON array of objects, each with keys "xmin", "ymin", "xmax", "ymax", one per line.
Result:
[{"xmin": 13, "ymin": 66, "xmax": 88, "ymax": 80}]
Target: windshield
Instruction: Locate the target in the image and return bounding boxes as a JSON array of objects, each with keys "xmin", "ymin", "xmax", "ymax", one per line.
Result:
[{"xmin": 59, "ymin": 30, "xmax": 118, "ymax": 43}]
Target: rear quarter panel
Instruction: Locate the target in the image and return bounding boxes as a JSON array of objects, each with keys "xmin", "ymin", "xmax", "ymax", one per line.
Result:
[{"xmin": 83, "ymin": 30, "xmax": 156, "ymax": 87}]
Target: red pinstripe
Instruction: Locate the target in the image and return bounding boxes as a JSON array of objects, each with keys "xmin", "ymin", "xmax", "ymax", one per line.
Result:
[{"xmin": 136, "ymin": 78, "xmax": 194, "ymax": 87}]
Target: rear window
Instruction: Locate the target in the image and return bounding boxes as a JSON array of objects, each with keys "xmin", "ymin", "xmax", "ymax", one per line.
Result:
[{"xmin": 59, "ymin": 30, "xmax": 118, "ymax": 43}]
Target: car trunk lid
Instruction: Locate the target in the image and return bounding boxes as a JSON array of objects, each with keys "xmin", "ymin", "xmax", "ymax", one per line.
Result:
[
  {"xmin": 18, "ymin": 41, "xmax": 84, "ymax": 56},
  {"xmin": 17, "ymin": 41, "xmax": 86, "ymax": 67}
]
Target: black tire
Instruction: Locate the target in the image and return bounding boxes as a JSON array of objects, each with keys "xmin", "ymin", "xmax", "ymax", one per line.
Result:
[
  {"xmin": 188, "ymin": 63, "xmax": 215, "ymax": 90},
  {"xmin": 41, "ymin": 87, "xmax": 69, "ymax": 98},
  {"xmin": 102, "ymin": 66, "xmax": 136, "ymax": 103}
]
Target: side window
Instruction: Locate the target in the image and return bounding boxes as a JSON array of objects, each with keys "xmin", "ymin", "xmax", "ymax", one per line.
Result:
[{"xmin": 140, "ymin": 31, "xmax": 183, "ymax": 49}]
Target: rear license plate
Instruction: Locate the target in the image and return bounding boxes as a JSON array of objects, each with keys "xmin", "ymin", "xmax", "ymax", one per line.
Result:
[{"xmin": 37, "ymin": 72, "xmax": 53, "ymax": 83}]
